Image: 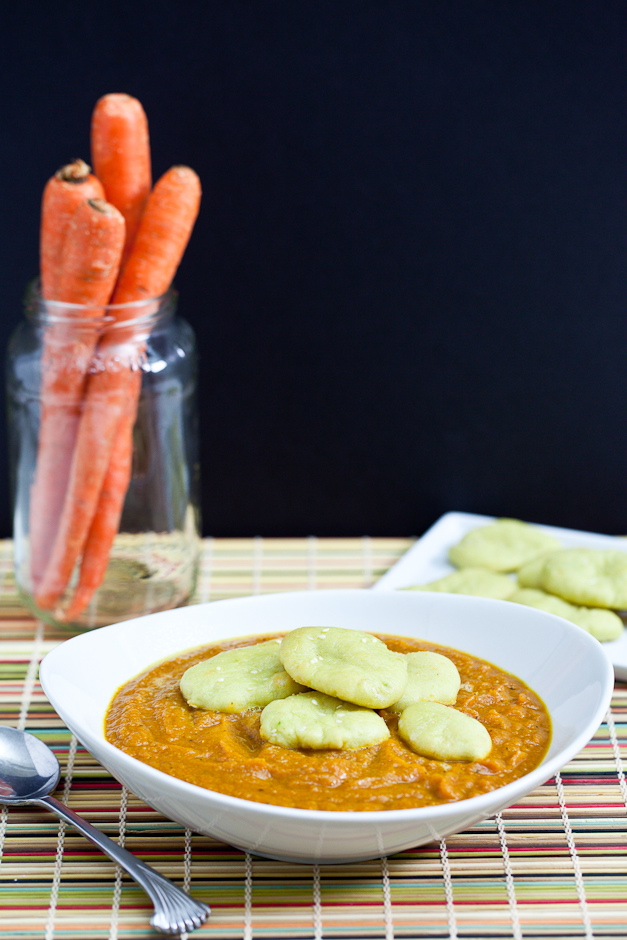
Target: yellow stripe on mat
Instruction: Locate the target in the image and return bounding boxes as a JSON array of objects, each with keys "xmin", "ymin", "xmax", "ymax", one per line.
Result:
[{"xmin": 1, "ymin": 537, "xmax": 626, "ymax": 940}]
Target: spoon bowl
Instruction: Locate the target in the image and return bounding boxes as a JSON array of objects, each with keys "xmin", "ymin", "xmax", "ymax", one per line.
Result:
[
  {"xmin": 0, "ymin": 726, "xmax": 60, "ymax": 802},
  {"xmin": 0, "ymin": 726, "xmax": 209, "ymax": 935}
]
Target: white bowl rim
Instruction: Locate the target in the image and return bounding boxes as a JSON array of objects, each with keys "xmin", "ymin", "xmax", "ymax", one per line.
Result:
[{"xmin": 40, "ymin": 588, "xmax": 615, "ymax": 823}]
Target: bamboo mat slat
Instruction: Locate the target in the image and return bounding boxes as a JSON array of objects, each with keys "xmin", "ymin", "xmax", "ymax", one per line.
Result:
[{"xmin": 1, "ymin": 536, "xmax": 626, "ymax": 940}]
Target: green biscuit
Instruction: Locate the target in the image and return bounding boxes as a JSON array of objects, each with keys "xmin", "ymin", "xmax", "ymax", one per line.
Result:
[
  {"xmin": 389, "ymin": 651, "xmax": 461, "ymax": 713},
  {"xmin": 404, "ymin": 566, "xmax": 515, "ymax": 599},
  {"xmin": 448, "ymin": 519, "xmax": 560, "ymax": 572},
  {"xmin": 509, "ymin": 586, "xmax": 623, "ymax": 642},
  {"xmin": 260, "ymin": 691, "xmax": 389, "ymax": 750},
  {"xmin": 574, "ymin": 607, "xmax": 624, "ymax": 642},
  {"xmin": 279, "ymin": 626, "xmax": 408, "ymax": 709},
  {"xmin": 517, "ymin": 553, "xmax": 558, "ymax": 588},
  {"xmin": 540, "ymin": 548, "xmax": 627, "ymax": 610},
  {"xmin": 509, "ymin": 587, "xmax": 576, "ymax": 619},
  {"xmin": 398, "ymin": 701, "xmax": 492, "ymax": 762},
  {"xmin": 180, "ymin": 639, "xmax": 307, "ymax": 712}
]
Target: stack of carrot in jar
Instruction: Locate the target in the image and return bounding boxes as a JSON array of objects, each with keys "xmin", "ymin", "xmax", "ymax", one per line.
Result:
[{"xmin": 30, "ymin": 93, "xmax": 201, "ymax": 623}]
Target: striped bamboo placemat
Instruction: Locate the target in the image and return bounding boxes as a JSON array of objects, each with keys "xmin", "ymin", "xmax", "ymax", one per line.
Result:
[{"xmin": 1, "ymin": 536, "xmax": 626, "ymax": 939}]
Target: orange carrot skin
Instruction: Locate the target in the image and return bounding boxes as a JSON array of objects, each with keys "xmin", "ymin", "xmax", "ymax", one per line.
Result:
[
  {"xmin": 55, "ymin": 198, "xmax": 127, "ymax": 304},
  {"xmin": 30, "ymin": 199, "xmax": 125, "ymax": 590},
  {"xmin": 40, "ymin": 160, "xmax": 104, "ymax": 300},
  {"xmin": 60, "ymin": 374, "xmax": 140, "ymax": 622},
  {"xmin": 113, "ymin": 165, "xmax": 201, "ymax": 305},
  {"xmin": 91, "ymin": 94, "xmax": 152, "ymax": 264},
  {"xmin": 65, "ymin": 166, "xmax": 201, "ymax": 609},
  {"xmin": 38, "ymin": 198, "xmax": 126, "ymax": 395},
  {"xmin": 36, "ymin": 167, "xmax": 200, "ymax": 613},
  {"xmin": 34, "ymin": 366, "xmax": 138, "ymax": 611}
]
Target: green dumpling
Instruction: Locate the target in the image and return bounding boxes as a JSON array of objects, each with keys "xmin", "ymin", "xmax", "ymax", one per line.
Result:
[
  {"xmin": 180, "ymin": 640, "xmax": 307, "ymax": 712},
  {"xmin": 539, "ymin": 548, "xmax": 627, "ymax": 610},
  {"xmin": 404, "ymin": 566, "xmax": 515, "ymax": 599},
  {"xmin": 448, "ymin": 519, "xmax": 560, "ymax": 572},
  {"xmin": 509, "ymin": 587, "xmax": 623, "ymax": 642}
]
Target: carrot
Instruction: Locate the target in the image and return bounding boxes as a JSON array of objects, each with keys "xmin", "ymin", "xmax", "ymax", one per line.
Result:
[
  {"xmin": 113, "ymin": 165, "xmax": 201, "ymax": 304},
  {"xmin": 54, "ymin": 198, "xmax": 126, "ymax": 304},
  {"xmin": 29, "ymin": 198, "xmax": 125, "ymax": 590},
  {"xmin": 37, "ymin": 167, "xmax": 200, "ymax": 616},
  {"xmin": 91, "ymin": 94, "xmax": 151, "ymax": 265},
  {"xmin": 40, "ymin": 159, "xmax": 104, "ymax": 299},
  {"xmin": 34, "ymin": 359, "xmax": 138, "ymax": 612},
  {"xmin": 59, "ymin": 373, "xmax": 141, "ymax": 622}
]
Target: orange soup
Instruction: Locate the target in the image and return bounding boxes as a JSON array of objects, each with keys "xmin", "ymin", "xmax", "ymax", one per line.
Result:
[{"xmin": 105, "ymin": 632, "xmax": 551, "ymax": 812}]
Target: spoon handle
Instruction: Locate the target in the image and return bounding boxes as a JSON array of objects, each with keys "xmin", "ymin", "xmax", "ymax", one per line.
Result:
[{"xmin": 36, "ymin": 794, "xmax": 210, "ymax": 935}]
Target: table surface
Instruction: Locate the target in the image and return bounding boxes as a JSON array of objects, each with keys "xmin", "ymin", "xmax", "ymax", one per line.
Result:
[{"xmin": 1, "ymin": 536, "xmax": 626, "ymax": 940}]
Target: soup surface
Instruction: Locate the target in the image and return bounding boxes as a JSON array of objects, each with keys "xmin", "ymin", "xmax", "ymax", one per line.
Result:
[{"xmin": 105, "ymin": 632, "xmax": 551, "ymax": 811}]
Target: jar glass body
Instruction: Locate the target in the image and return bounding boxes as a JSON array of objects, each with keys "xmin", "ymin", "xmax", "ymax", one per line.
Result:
[{"xmin": 6, "ymin": 286, "xmax": 201, "ymax": 629}]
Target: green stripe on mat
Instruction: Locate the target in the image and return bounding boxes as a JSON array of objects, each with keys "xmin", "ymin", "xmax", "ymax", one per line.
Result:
[{"xmin": 1, "ymin": 537, "xmax": 627, "ymax": 939}]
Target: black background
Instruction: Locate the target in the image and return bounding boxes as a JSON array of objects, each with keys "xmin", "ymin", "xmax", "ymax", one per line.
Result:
[{"xmin": 2, "ymin": 1, "xmax": 626, "ymax": 538}]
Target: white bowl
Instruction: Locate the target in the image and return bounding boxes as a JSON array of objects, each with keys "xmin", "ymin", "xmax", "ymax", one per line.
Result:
[{"xmin": 40, "ymin": 589, "xmax": 613, "ymax": 865}]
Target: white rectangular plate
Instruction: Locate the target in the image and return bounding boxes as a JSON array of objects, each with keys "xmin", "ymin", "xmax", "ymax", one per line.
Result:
[{"xmin": 373, "ymin": 511, "xmax": 627, "ymax": 680}]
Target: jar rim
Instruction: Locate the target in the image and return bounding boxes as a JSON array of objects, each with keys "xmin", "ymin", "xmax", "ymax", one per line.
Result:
[{"xmin": 23, "ymin": 279, "xmax": 177, "ymax": 327}]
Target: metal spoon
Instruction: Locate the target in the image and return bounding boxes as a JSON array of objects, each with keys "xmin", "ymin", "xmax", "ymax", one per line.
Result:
[{"xmin": 0, "ymin": 726, "xmax": 210, "ymax": 935}]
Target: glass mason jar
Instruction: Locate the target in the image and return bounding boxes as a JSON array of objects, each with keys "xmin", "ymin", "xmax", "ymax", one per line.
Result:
[{"xmin": 6, "ymin": 283, "xmax": 200, "ymax": 629}]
